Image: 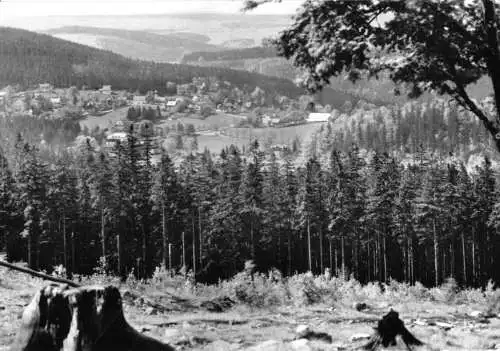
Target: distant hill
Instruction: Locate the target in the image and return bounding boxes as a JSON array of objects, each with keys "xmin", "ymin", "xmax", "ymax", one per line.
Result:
[
  {"xmin": 44, "ymin": 26, "xmax": 221, "ymax": 63},
  {"xmin": 181, "ymin": 46, "xmax": 278, "ymax": 63},
  {"xmin": 0, "ymin": 27, "xmax": 307, "ymax": 98}
]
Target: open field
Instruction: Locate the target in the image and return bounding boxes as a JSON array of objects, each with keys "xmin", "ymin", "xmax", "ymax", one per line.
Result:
[
  {"xmin": 2, "ymin": 266, "xmax": 500, "ymax": 350},
  {"xmin": 79, "ymin": 109, "xmax": 324, "ymax": 153},
  {"xmin": 79, "ymin": 107, "xmax": 129, "ymax": 130}
]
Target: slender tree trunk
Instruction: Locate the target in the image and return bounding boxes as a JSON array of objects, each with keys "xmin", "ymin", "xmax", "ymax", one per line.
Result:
[
  {"xmin": 410, "ymin": 238, "xmax": 414, "ymax": 284},
  {"xmin": 443, "ymin": 250, "xmax": 446, "ymax": 281},
  {"xmin": 462, "ymin": 231, "xmax": 467, "ymax": 285},
  {"xmin": 116, "ymin": 234, "xmax": 121, "ymax": 277},
  {"xmin": 450, "ymin": 242, "xmax": 455, "ymax": 280},
  {"xmin": 354, "ymin": 226, "xmax": 359, "ymax": 280},
  {"xmin": 472, "ymin": 227, "xmax": 476, "ymax": 286},
  {"xmin": 192, "ymin": 215, "xmax": 196, "ymax": 277},
  {"xmin": 402, "ymin": 237, "xmax": 407, "ymax": 283},
  {"xmin": 28, "ymin": 232, "xmax": 32, "ymax": 269},
  {"xmin": 71, "ymin": 231, "xmax": 76, "ymax": 273},
  {"xmin": 198, "ymin": 206, "xmax": 202, "ymax": 267},
  {"xmin": 287, "ymin": 222, "xmax": 292, "ymax": 276},
  {"xmin": 329, "ymin": 239, "xmax": 333, "ymax": 272},
  {"xmin": 383, "ymin": 236, "xmax": 388, "ymax": 282},
  {"xmin": 307, "ymin": 218, "xmax": 312, "ymax": 272},
  {"xmin": 142, "ymin": 223, "xmax": 147, "ymax": 278},
  {"xmin": 319, "ymin": 227, "xmax": 324, "ymax": 273},
  {"xmin": 250, "ymin": 220, "xmax": 255, "ymax": 261},
  {"xmin": 335, "ymin": 244, "xmax": 338, "ymax": 276},
  {"xmin": 278, "ymin": 224, "xmax": 282, "ymax": 272},
  {"xmin": 100, "ymin": 204, "xmax": 106, "ymax": 267},
  {"xmin": 182, "ymin": 231, "xmax": 186, "ymax": 268},
  {"xmin": 433, "ymin": 219, "xmax": 439, "ymax": 286},
  {"xmin": 341, "ymin": 235, "xmax": 345, "ymax": 278},
  {"xmin": 168, "ymin": 243, "xmax": 173, "ymax": 271},
  {"xmin": 63, "ymin": 215, "xmax": 67, "ymax": 273},
  {"xmin": 162, "ymin": 203, "xmax": 168, "ymax": 269},
  {"xmin": 367, "ymin": 233, "xmax": 371, "ymax": 282}
]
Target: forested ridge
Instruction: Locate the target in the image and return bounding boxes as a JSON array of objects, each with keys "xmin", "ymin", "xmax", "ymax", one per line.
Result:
[
  {"xmin": 181, "ymin": 46, "xmax": 278, "ymax": 63},
  {"xmin": 1, "ymin": 97, "xmax": 500, "ymax": 288},
  {"xmin": 0, "ymin": 27, "xmax": 303, "ymax": 97}
]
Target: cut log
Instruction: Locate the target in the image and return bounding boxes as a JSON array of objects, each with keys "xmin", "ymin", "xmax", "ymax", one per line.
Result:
[{"xmin": 10, "ymin": 284, "xmax": 175, "ymax": 351}]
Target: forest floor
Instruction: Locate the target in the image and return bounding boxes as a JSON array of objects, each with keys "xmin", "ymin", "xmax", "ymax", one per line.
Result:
[{"xmin": 1, "ymin": 267, "xmax": 500, "ymax": 350}]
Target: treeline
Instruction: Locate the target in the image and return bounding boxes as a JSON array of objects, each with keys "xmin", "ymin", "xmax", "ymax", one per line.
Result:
[
  {"xmin": 0, "ymin": 125, "xmax": 499, "ymax": 287},
  {"xmin": 0, "ymin": 114, "xmax": 81, "ymax": 152},
  {"xmin": 0, "ymin": 27, "xmax": 304, "ymax": 97},
  {"xmin": 321, "ymin": 99, "xmax": 492, "ymax": 156},
  {"xmin": 181, "ymin": 46, "xmax": 278, "ymax": 63}
]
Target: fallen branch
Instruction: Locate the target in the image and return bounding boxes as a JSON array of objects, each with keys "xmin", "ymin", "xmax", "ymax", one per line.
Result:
[{"xmin": 0, "ymin": 260, "xmax": 80, "ymax": 287}]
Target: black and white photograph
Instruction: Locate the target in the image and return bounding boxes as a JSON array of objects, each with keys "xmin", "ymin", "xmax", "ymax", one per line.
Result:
[{"xmin": 3, "ymin": 0, "xmax": 500, "ymax": 349}]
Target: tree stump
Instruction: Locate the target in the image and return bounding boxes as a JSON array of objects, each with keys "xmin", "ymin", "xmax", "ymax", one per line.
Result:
[
  {"xmin": 362, "ymin": 309, "xmax": 423, "ymax": 351},
  {"xmin": 10, "ymin": 284, "xmax": 175, "ymax": 351}
]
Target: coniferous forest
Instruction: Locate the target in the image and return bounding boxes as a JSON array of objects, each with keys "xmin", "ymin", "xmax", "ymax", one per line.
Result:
[{"xmin": 1, "ymin": 98, "xmax": 500, "ymax": 288}]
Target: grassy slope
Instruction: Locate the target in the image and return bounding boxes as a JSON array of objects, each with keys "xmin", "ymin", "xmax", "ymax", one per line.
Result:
[{"xmin": 1, "ymin": 267, "xmax": 500, "ymax": 350}]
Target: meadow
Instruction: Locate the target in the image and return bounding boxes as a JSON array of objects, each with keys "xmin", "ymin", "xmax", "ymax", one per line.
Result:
[{"xmin": 2, "ymin": 262, "xmax": 500, "ymax": 350}]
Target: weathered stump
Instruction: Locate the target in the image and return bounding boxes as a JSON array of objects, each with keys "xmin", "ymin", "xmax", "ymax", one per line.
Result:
[
  {"xmin": 362, "ymin": 309, "xmax": 423, "ymax": 351},
  {"xmin": 10, "ymin": 284, "xmax": 175, "ymax": 351}
]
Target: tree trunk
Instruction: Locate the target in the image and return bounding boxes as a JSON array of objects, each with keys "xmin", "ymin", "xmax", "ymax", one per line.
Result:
[
  {"xmin": 63, "ymin": 215, "xmax": 67, "ymax": 273},
  {"xmin": 335, "ymin": 244, "xmax": 338, "ymax": 276},
  {"xmin": 250, "ymin": 220, "xmax": 255, "ymax": 261},
  {"xmin": 462, "ymin": 231, "xmax": 467, "ymax": 285},
  {"xmin": 287, "ymin": 224, "xmax": 292, "ymax": 276},
  {"xmin": 341, "ymin": 235, "xmax": 345, "ymax": 278},
  {"xmin": 472, "ymin": 227, "xmax": 476, "ymax": 286},
  {"xmin": 383, "ymin": 236, "xmax": 388, "ymax": 282},
  {"xmin": 433, "ymin": 219, "xmax": 439, "ymax": 286},
  {"xmin": 367, "ymin": 234, "xmax": 371, "ymax": 282},
  {"xmin": 198, "ymin": 206, "xmax": 202, "ymax": 267},
  {"xmin": 28, "ymin": 231, "xmax": 32, "ymax": 269},
  {"xmin": 410, "ymin": 238, "xmax": 414, "ymax": 284},
  {"xmin": 307, "ymin": 218, "xmax": 312, "ymax": 272},
  {"xmin": 100, "ymin": 204, "xmax": 106, "ymax": 267},
  {"xmin": 162, "ymin": 203, "xmax": 168, "ymax": 269},
  {"xmin": 329, "ymin": 239, "xmax": 333, "ymax": 272},
  {"xmin": 71, "ymin": 232, "xmax": 76, "ymax": 273},
  {"xmin": 192, "ymin": 215, "xmax": 196, "ymax": 277},
  {"xmin": 168, "ymin": 243, "xmax": 173, "ymax": 272},
  {"xmin": 450, "ymin": 242, "xmax": 455, "ymax": 280},
  {"xmin": 483, "ymin": 0, "xmax": 500, "ymax": 122},
  {"xmin": 116, "ymin": 234, "xmax": 121, "ymax": 278},
  {"xmin": 182, "ymin": 231, "xmax": 186, "ymax": 268},
  {"xmin": 319, "ymin": 227, "xmax": 324, "ymax": 273},
  {"xmin": 141, "ymin": 223, "xmax": 147, "ymax": 278}
]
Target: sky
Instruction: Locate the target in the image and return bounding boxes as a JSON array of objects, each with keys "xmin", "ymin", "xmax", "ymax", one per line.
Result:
[{"xmin": 0, "ymin": 0, "xmax": 302, "ymax": 19}]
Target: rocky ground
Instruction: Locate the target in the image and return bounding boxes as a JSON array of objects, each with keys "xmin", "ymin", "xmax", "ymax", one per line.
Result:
[{"xmin": 1, "ymin": 269, "xmax": 500, "ymax": 350}]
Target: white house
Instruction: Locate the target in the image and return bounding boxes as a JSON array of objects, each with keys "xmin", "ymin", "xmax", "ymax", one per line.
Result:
[
  {"xmin": 306, "ymin": 113, "xmax": 331, "ymax": 123},
  {"xmin": 50, "ymin": 97, "xmax": 62, "ymax": 105},
  {"xmin": 270, "ymin": 117, "xmax": 281, "ymax": 126},
  {"xmin": 133, "ymin": 96, "xmax": 147, "ymax": 106},
  {"xmin": 166, "ymin": 100, "xmax": 178, "ymax": 108},
  {"xmin": 262, "ymin": 115, "xmax": 271, "ymax": 127},
  {"xmin": 39, "ymin": 83, "xmax": 53, "ymax": 92},
  {"xmin": 105, "ymin": 132, "xmax": 128, "ymax": 149},
  {"xmin": 100, "ymin": 85, "xmax": 112, "ymax": 95}
]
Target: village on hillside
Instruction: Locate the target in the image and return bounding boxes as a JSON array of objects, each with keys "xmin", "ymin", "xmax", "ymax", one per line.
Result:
[{"xmin": 0, "ymin": 77, "xmax": 342, "ymax": 158}]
